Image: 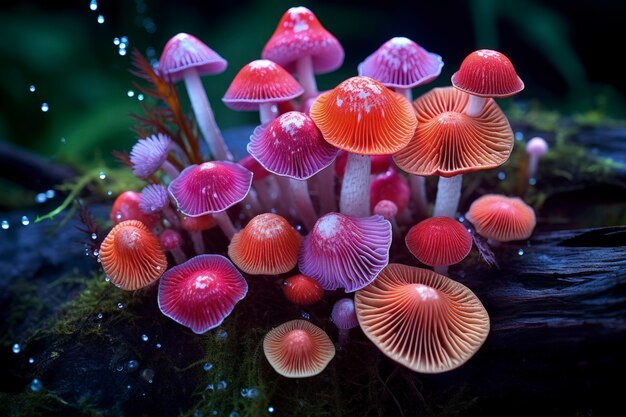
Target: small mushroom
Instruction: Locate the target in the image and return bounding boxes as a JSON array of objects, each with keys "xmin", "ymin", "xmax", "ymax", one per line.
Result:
[
  {"xmin": 282, "ymin": 274, "xmax": 324, "ymax": 306},
  {"xmin": 370, "ymin": 167, "xmax": 410, "ymax": 217},
  {"xmin": 130, "ymin": 133, "xmax": 180, "ymax": 180},
  {"xmin": 525, "ymin": 136, "xmax": 549, "ymax": 185},
  {"xmin": 139, "ymin": 184, "xmax": 180, "ymax": 228},
  {"xmin": 179, "ymin": 213, "xmax": 216, "ymax": 255},
  {"xmin": 373, "ymin": 199, "xmax": 401, "ymax": 241},
  {"xmin": 110, "ymin": 191, "xmax": 160, "ymax": 229},
  {"xmin": 159, "ymin": 229, "xmax": 187, "ymax": 264},
  {"xmin": 331, "ymin": 298, "xmax": 359, "ymax": 347}
]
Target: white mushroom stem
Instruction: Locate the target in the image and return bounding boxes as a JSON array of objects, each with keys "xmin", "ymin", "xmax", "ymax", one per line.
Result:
[
  {"xmin": 409, "ymin": 175, "xmax": 429, "ymax": 219},
  {"xmin": 169, "ymin": 247, "xmax": 187, "ymax": 264},
  {"xmin": 162, "ymin": 206, "xmax": 181, "ymax": 229},
  {"xmin": 527, "ymin": 155, "xmax": 540, "ymax": 181},
  {"xmin": 212, "ymin": 211, "xmax": 237, "ymax": 240},
  {"xmin": 317, "ymin": 162, "xmax": 336, "ymax": 215},
  {"xmin": 289, "ymin": 178, "xmax": 318, "ymax": 230},
  {"xmin": 340, "ymin": 153, "xmax": 371, "ymax": 217},
  {"xmin": 395, "ymin": 87, "xmax": 413, "ymax": 102},
  {"xmin": 259, "ymin": 103, "xmax": 278, "ymax": 125},
  {"xmin": 189, "ymin": 231, "xmax": 205, "ymax": 254},
  {"xmin": 434, "ymin": 265, "xmax": 449, "ymax": 276},
  {"xmin": 297, "ymin": 55, "xmax": 318, "ymax": 100},
  {"xmin": 161, "ymin": 161, "xmax": 180, "ymax": 180},
  {"xmin": 183, "ymin": 67, "xmax": 233, "ymax": 161},
  {"xmin": 276, "ymin": 176, "xmax": 296, "ymax": 218},
  {"xmin": 433, "ymin": 175, "xmax": 463, "ymax": 218},
  {"xmin": 464, "ymin": 95, "xmax": 487, "ymax": 117},
  {"xmin": 242, "ymin": 190, "xmax": 264, "ymax": 216},
  {"xmin": 252, "ymin": 181, "xmax": 274, "ymax": 211}
]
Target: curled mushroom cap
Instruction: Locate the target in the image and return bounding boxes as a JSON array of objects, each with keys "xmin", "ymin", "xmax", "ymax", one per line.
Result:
[
  {"xmin": 331, "ymin": 298, "xmax": 359, "ymax": 330},
  {"xmin": 405, "ymin": 217, "xmax": 472, "ymax": 267},
  {"xmin": 222, "ymin": 60, "xmax": 304, "ymax": 111},
  {"xmin": 310, "ymin": 76, "xmax": 417, "ymax": 155},
  {"xmin": 99, "ymin": 220, "xmax": 167, "ymax": 291},
  {"xmin": 393, "ymin": 87, "xmax": 513, "ymax": 177},
  {"xmin": 228, "ymin": 213, "xmax": 302, "ymax": 275},
  {"xmin": 465, "ymin": 194, "xmax": 536, "ymax": 242},
  {"xmin": 451, "ymin": 49, "xmax": 524, "ymax": 98},
  {"xmin": 158, "ymin": 33, "xmax": 227, "ymax": 83},
  {"xmin": 282, "ymin": 274, "xmax": 324, "ymax": 305},
  {"xmin": 299, "ymin": 212, "xmax": 392, "ymax": 292},
  {"xmin": 263, "ymin": 319, "xmax": 335, "ymax": 378},
  {"xmin": 168, "ymin": 161, "xmax": 252, "ymax": 216},
  {"xmin": 262, "ymin": 6, "xmax": 344, "ymax": 74},
  {"xmin": 358, "ymin": 37, "xmax": 443, "ymax": 89},
  {"xmin": 158, "ymin": 254, "xmax": 247, "ymax": 334},
  {"xmin": 248, "ymin": 111, "xmax": 338, "ymax": 180},
  {"xmin": 355, "ymin": 264, "xmax": 490, "ymax": 373}
]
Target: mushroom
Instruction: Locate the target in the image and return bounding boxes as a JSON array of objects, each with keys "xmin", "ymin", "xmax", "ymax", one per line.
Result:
[
  {"xmin": 393, "ymin": 87, "xmax": 514, "ymax": 218},
  {"xmin": 159, "ymin": 33, "xmax": 232, "ymax": 160},
  {"xmin": 139, "ymin": 184, "xmax": 180, "ymax": 228},
  {"xmin": 222, "ymin": 59, "xmax": 304, "ymax": 124},
  {"xmin": 373, "ymin": 199, "xmax": 401, "ymax": 241},
  {"xmin": 99, "ymin": 220, "xmax": 167, "ymax": 290},
  {"xmin": 262, "ymin": 6, "xmax": 344, "ymax": 101},
  {"xmin": 158, "ymin": 254, "xmax": 248, "ymax": 334},
  {"xmin": 298, "ymin": 212, "xmax": 392, "ymax": 292},
  {"xmin": 159, "ymin": 228, "xmax": 187, "ymax": 264},
  {"xmin": 405, "ymin": 216, "xmax": 472, "ymax": 275},
  {"xmin": 451, "ymin": 49, "xmax": 524, "ymax": 117},
  {"xmin": 331, "ymin": 298, "xmax": 359, "ymax": 347},
  {"xmin": 130, "ymin": 133, "xmax": 180, "ymax": 180},
  {"xmin": 465, "ymin": 194, "xmax": 536, "ymax": 246},
  {"xmin": 310, "ymin": 76, "xmax": 417, "ymax": 217},
  {"xmin": 370, "ymin": 167, "xmax": 410, "ymax": 219},
  {"xmin": 179, "ymin": 213, "xmax": 216, "ymax": 255},
  {"xmin": 248, "ymin": 111, "xmax": 338, "ymax": 229},
  {"xmin": 334, "ymin": 151, "xmax": 392, "ymax": 179},
  {"xmin": 110, "ymin": 191, "xmax": 160, "ymax": 229},
  {"xmin": 263, "ymin": 319, "xmax": 335, "ymax": 378},
  {"xmin": 228, "ymin": 213, "xmax": 302, "ymax": 275},
  {"xmin": 355, "ymin": 264, "xmax": 490, "ymax": 373},
  {"xmin": 168, "ymin": 161, "xmax": 253, "ymax": 240},
  {"xmin": 525, "ymin": 136, "xmax": 549, "ymax": 185},
  {"xmin": 281, "ymin": 274, "xmax": 324, "ymax": 306}
]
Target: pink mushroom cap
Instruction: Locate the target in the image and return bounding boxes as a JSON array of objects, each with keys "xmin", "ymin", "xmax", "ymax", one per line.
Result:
[
  {"xmin": 370, "ymin": 168, "xmax": 410, "ymax": 214},
  {"xmin": 158, "ymin": 33, "xmax": 227, "ymax": 83},
  {"xmin": 331, "ymin": 298, "xmax": 359, "ymax": 330},
  {"xmin": 158, "ymin": 254, "xmax": 248, "ymax": 334}
]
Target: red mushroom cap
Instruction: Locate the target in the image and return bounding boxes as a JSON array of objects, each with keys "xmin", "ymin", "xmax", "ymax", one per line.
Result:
[
  {"xmin": 262, "ymin": 6, "xmax": 344, "ymax": 74},
  {"xmin": 158, "ymin": 33, "xmax": 227, "ymax": 83},
  {"xmin": 168, "ymin": 161, "xmax": 252, "ymax": 216},
  {"xmin": 465, "ymin": 194, "xmax": 536, "ymax": 242},
  {"xmin": 179, "ymin": 213, "xmax": 216, "ymax": 232},
  {"xmin": 451, "ymin": 49, "xmax": 524, "ymax": 98},
  {"xmin": 282, "ymin": 274, "xmax": 325, "ymax": 305},
  {"xmin": 99, "ymin": 220, "xmax": 167, "ymax": 291},
  {"xmin": 248, "ymin": 111, "xmax": 338, "ymax": 180},
  {"xmin": 158, "ymin": 254, "xmax": 248, "ymax": 334},
  {"xmin": 222, "ymin": 60, "xmax": 304, "ymax": 111},
  {"xmin": 405, "ymin": 217, "xmax": 472, "ymax": 267},
  {"xmin": 110, "ymin": 191, "xmax": 160, "ymax": 229},
  {"xmin": 370, "ymin": 168, "xmax": 410, "ymax": 214}
]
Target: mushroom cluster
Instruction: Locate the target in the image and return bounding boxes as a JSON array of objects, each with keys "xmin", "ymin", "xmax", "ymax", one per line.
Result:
[{"xmin": 98, "ymin": 5, "xmax": 541, "ymax": 380}]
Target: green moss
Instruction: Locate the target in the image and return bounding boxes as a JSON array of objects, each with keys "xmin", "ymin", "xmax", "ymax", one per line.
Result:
[{"xmin": 0, "ymin": 391, "xmax": 105, "ymax": 417}]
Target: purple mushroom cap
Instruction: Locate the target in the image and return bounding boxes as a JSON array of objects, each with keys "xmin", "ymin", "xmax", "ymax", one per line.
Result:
[
  {"xmin": 358, "ymin": 37, "xmax": 443, "ymax": 89},
  {"xmin": 168, "ymin": 161, "xmax": 252, "ymax": 217},
  {"xmin": 130, "ymin": 133, "xmax": 172, "ymax": 179},
  {"xmin": 298, "ymin": 212, "xmax": 392, "ymax": 292},
  {"xmin": 331, "ymin": 298, "xmax": 359, "ymax": 330},
  {"xmin": 248, "ymin": 111, "xmax": 338, "ymax": 180},
  {"xmin": 139, "ymin": 184, "xmax": 169, "ymax": 214},
  {"xmin": 158, "ymin": 33, "xmax": 227, "ymax": 83}
]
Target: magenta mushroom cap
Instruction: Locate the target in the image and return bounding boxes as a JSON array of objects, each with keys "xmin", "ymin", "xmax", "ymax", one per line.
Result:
[
  {"xmin": 158, "ymin": 254, "xmax": 248, "ymax": 334},
  {"xmin": 139, "ymin": 184, "xmax": 169, "ymax": 214},
  {"xmin": 248, "ymin": 111, "xmax": 339, "ymax": 180},
  {"xmin": 262, "ymin": 6, "xmax": 344, "ymax": 74},
  {"xmin": 159, "ymin": 229, "xmax": 183, "ymax": 251},
  {"xmin": 299, "ymin": 213, "xmax": 392, "ymax": 292},
  {"xmin": 158, "ymin": 33, "xmax": 227, "ymax": 83},
  {"xmin": 331, "ymin": 298, "xmax": 359, "ymax": 330},
  {"xmin": 370, "ymin": 168, "xmax": 411, "ymax": 214},
  {"xmin": 130, "ymin": 133, "xmax": 172, "ymax": 179},
  {"xmin": 168, "ymin": 161, "xmax": 252, "ymax": 217},
  {"xmin": 358, "ymin": 37, "xmax": 443, "ymax": 89}
]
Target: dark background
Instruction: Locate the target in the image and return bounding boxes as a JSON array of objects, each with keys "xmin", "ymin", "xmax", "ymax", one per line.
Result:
[{"xmin": 1, "ymin": 0, "xmax": 625, "ymax": 169}]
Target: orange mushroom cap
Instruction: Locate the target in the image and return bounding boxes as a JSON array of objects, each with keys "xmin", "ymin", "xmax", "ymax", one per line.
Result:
[
  {"xmin": 263, "ymin": 319, "xmax": 335, "ymax": 378},
  {"xmin": 282, "ymin": 274, "xmax": 324, "ymax": 305},
  {"xmin": 355, "ymin": 264, "xmax": 490, "ymax": 374},
  {"xmin": 465, "ymin": 194, "xmax": 536, "ymax": 242},
  {"xmin": 228, "ymin": 213, "xmax": 302, "ymax": 275},
  {"xmin": 99, "ymin": 220, "xmax": 167, "ymax": 291},
  {"xmin": 405, "ymin": 217, "xmax": 472, "ymax": 267},
  {"xmin": 309, "ymin": 76, "xmax": 417, "ymax": 155},
  {"xmin": 393, "ymin": 87, "xmax": 513, "ymax": 177}
]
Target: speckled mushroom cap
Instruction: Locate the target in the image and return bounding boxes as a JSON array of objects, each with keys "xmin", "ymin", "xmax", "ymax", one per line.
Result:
[
  {"xmin": 298, "ymin": 212, "xmax": 392, "ymax": 292},
  {"xmin": 99, "ymin": 220, "xmax": 167, "ymax": 291},
  {"xmin": 168, "ymin": 161, "xmax": 253, "ymax": 217},
  {"xmin": 248, "ymin": 111, "xmax": 339, "ymax": 180},
  {"xmin": 370, "ymin": 168, "xmax": 410, "ymax": 214},
  {"xmin": 405, "ymin": 217, "xmax": 472, "ymax": 267},
  {"xmin": 393, "ymin": 87, "xmax": 513, "ymax": 177},
  {"xmin": 282, "ymin": 274, "xmax": 324, "ymax": 305},
  {"xmin": 263, "ymin": 319, "xmax": 335, "ymax": 378},
  {"xmin": 158, "ymin": 33, "xmax": 227, "ymax": 83},
  {"xmin": 451, "ymin": 49, "xmax": 524, "ymax": 98},
  {"xmin": 358, "ymin": 37, "xmax": 443, "ymax": 89},
  {"xmin": 355, "ymin": 264, "xmax": 490, "ymax": 374},
  {"xmin": 158, "ymin": 255, "xmax": 248, "ymax": 334},
  {"xmin": 310, "ymin": 76, "xmax": 417, "ymax": 155},
  {"xmin": 262, "ymin": 6, "xmax": 344, "ymax": 74},
  {"xmin": 222, "ymin": 60, "xmax": 304, "ymax": 111},
  {"xmin": 228, "ymin": 213, "xmax": 302, "ymax": 275},
  {"xmin": 465, "ymin": 194, "xmax": 536, "ymax": 242}
]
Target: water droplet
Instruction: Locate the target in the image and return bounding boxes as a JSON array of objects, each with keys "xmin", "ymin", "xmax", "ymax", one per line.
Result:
[
  {"xmin": 217, "ymin": 380, "xmax": 227, "ymax": 390},
  {"xmin": 121, "ymin": 36, "xmax": 128, "ymax": 44},
  {"xmin": 12, "ymin": 343, "xmax": 20, "ymax": 354},
  {"xmin": 268, "ymin": 406, "xmax": 275, "ymax": 413},
  {"xmin": 116, "ymin": 364, "xmax": 124, "ymax": 372},
  {"xmin": 206, "ymin": 383, "xmax": 215, "ymax": 392},
  {"xmin": 127, "ymin": 90, "xmax": 135, "ymax": 98},
  {"xmin": 107, "ymin": 190, "xmax": 113, "ymax": 196},
  {"xmin": 155, "ymin": 265, "xmax": 161, "ymax": 270},
  {"xmin": 97, "ymin": 312, "xmax": 103, "ymax": 319},
  {"xmin": 497, "ymin": 171, "xmax": 506, "ymax": 181},
  {"xmin": 99, "ymin": 171, "xmax": 107, "ymax": 180},
  {"xmin": 60, "ymin": 137, "xmax": 67, "ymax": 144},
  {"xmin": 215, "ymin": 328, "xmax": 228, "ymax": 341},
  {"xmin": 30, "ymin": 378, "xmax": 43, "ymax": 392},
  {"xmin": 458, "ymin": 216, "xmax": 465, "ymax": 222},
  {"xmin": 97, "ymin": 14, "xmax": 104, "ymax": 24},
  {"xmin": 203, "ymin": 362, "xmax": 213, "ymax": 372},
  {"xmin": 105, "ymin": 276, "xmax": 111, "ymax": 282},
  {"xmin": 229, "ymin": 413, "xmax": 240, "ymax": 417},
  {"xmin": 141, "ymin": 334, "xmax": 149, "ymax": 342},
  {"xmin": 113, "ymin": 37, "xmax": 120, "ymax": 46},
  {"xmin": 127, "ymin": 384, "xmax": 131, "ymax": 389},
  {"xmin": 127, "ymin": 360, "xmax": 139, "ymax": 372},
  {"xmin": 244, "ymin": 204, "xmax": 251, "ymax": 210},
  {"xmin": 300, "ymin": 310, "xmax": 311, "ymax": 320},
  {"xmin": 194, "ymin": 411, "xmax": 202, "ymax": 417},
  {"xmin": 211, "ymin": 411, "xmax": 218, "ymax": 416},
  {"xmin": 93, "ymin": 249, "xmax": 99, "ymax": 257},
  {"xmin": 528, "ymin": 177, "xmax": 537, "ymax": 186},
  {"xmin": 29, "ymin": 85, "xmax": 36, "ymax": 92},
  {"xmin": 119, "ymin": 49, "xmax": 127, "ymax": 56},
  {"xmin": 29, "ymin": 357, "xmax": 35, "ymax": 364},
  {"xmin": 36, "ymin": 193, "xmax": 47, "ymax": 203},
  {"xmin": 246, "ymin": 388, "xmax": 259, "ymax": 398},
  {"xmin": 295, "ymin": 224, "xmax": 302, "ymax": 231},
  {"xmin": 137, "ymin": 94, "xmax": 144, "ymax": 101},
  {"xmin": 1, "ymin": 220, "xmax": 9, "ymax": 230},
  {"xmin": 270, "ymin": 208, "xmax": 277, "ymax": 214},
  {"xmin": 515, "ymin": 131, "xmax": 524, "ymax": 141},
  {"xmin": 21, "ymin": 216, "xmax": 30, "ymax": 226},
  {"xmin": 141, "ymin": 368, "xmax": 155, "ymax": 383},
  {"xmin": 41, "ymin": 103, "xmax": 49, "ymax": 112},
  {"xmin": 117, "ymin": 302, "xmax": 124, "ymax": 309},
  {"xmin": 89, "ymin": 0, "xmax": 98, "ymax": 11},
  {"xmin": 46, "ymin": 189, "xmax": 55, "ymax": 199},
  {"xmin": 91, "ymin": 232, "xmax": 98, "ymax": 240},
  {"xmin": 240, "ymin": 388, "xmax": 248, "ymax": 397},
  {"xmin": 155, "ymin": 343, "xmax": 161, "ymax": 349},
  {"xmin": 518, "ymin": 249, "xmax": 525, "ymax": 256}
]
